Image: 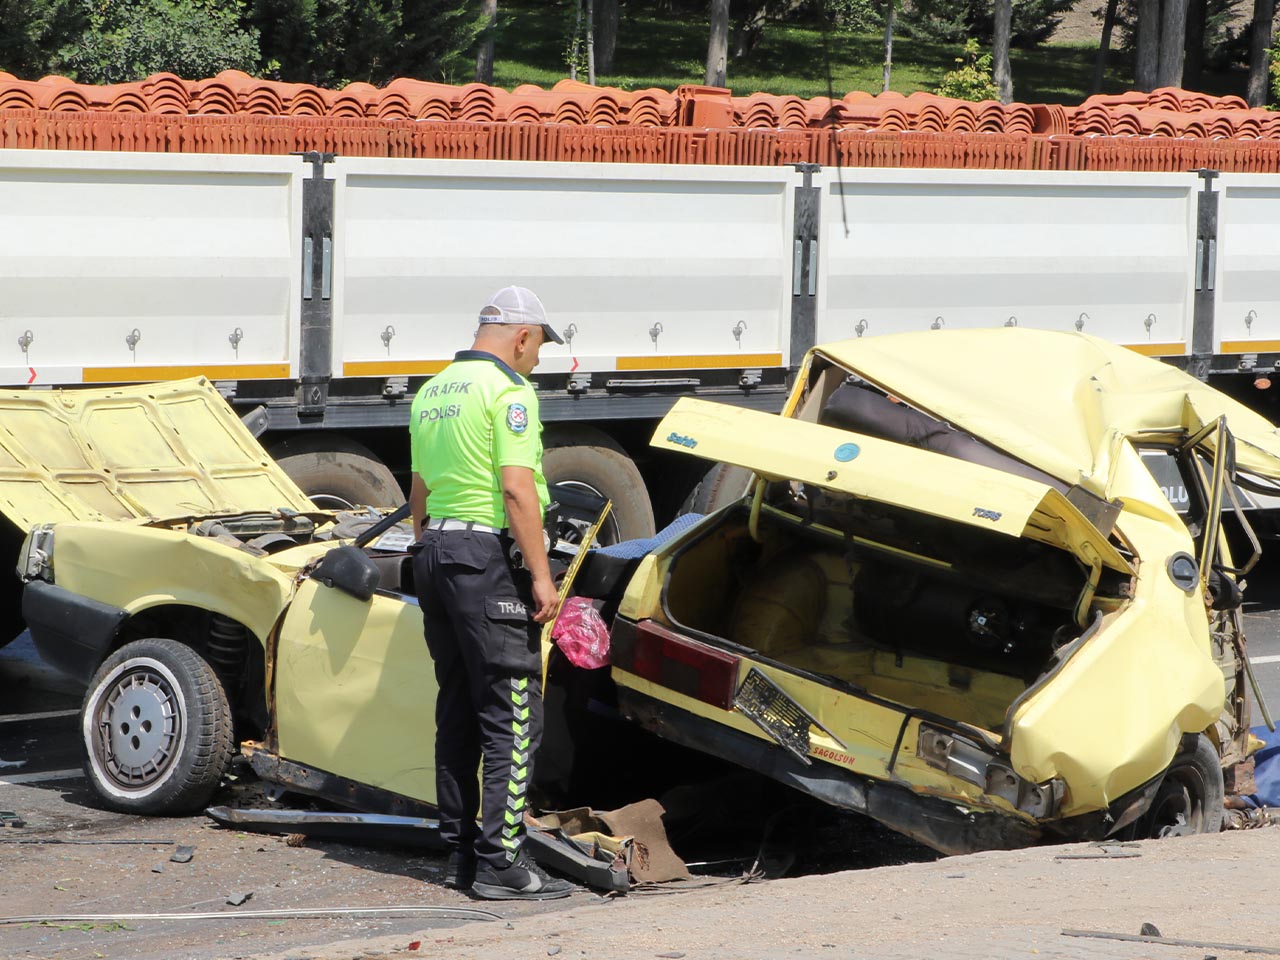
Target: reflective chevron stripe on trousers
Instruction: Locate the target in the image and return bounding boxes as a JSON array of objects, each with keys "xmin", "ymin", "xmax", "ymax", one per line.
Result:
[
  {"xmin": 503, "ymin": 677, "xmax": 533, "ymax": 859},
  {"xmin": 413, "ymin": 526, "xmax": 545, "ymax": 870}
]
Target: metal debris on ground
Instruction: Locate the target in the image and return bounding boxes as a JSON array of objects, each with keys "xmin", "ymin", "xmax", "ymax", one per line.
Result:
[
  {"xmin": 226, "ymin": 892, "xmax": 254, "ymax": 906},
  {"xmin": 1226, "ymin": 806, "xmax": 1278, "ymax": 829},
  {"xmin": 1140, "ymin": 922, "xmax": 1162, "ymax": 937},
  {"xmin": 1062, "ymin": 930, "xmax": 1280, "ymax": 955},
  {"xmin": 0, "ymin": 838, "xmax": 174, "ymax": 845},
  {"xmin": 169, "ymin": 845, "xmax": 195, "ymax": 863},
  {"xmin": 0, "ymin": 811, "xmax": 25, "ymax": 828},
  {"xmin": 0, "ymin": 906, "xmax": 503, "ymax": 925},
  {"xmin": 150, "ymin": 865, "xmax": 164, "ymax": 874},
  {"xmin": 1054, "ymin": 843, "xmax": 1142, "ymax": 860}
]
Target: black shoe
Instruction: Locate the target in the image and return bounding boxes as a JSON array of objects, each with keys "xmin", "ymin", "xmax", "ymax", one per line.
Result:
[
  {"xmin": 471, "ymin": 852, "xmax": 574, "ymax": 901},
  {"xmin": 444, "ymin": 849, "xmax": 476, "ymax": 890}
]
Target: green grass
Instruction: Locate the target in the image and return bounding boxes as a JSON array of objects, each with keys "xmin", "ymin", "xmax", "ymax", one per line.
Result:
[{"xmin": 489, "ymin": 2, "xmax": 1245, "ymax": 105}]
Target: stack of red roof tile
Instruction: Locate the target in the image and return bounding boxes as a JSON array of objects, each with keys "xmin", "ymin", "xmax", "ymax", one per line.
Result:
[{"xmin": 4, "ymin": 72, "xmax": 1280, "ymax": 171}]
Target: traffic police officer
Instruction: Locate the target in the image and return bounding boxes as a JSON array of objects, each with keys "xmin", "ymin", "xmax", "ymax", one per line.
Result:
[{"xmin": 409, "ymin": 286, "xmax": 572, "ymax": 901}]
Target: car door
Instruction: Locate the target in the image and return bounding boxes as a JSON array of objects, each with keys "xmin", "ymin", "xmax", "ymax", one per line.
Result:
[{"xmin": 272, "ymin": 570, "xmax": 439, "ymax": 806}]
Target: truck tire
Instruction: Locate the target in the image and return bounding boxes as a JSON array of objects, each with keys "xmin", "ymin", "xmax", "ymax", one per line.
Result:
[
  {"xmin": 272, "ymin": 436, "xmax": 404, "ymax": 511},
  {"xmin": 81, "ymin": 638, "xmax": 234, "ymax": 815},
  {"xmin": 543, "ymin": 427, "xmax": 655, "ymax": 545},
  {"xmin": 686, "ymin": 463, "xmax": 756, "ymax": 515}
]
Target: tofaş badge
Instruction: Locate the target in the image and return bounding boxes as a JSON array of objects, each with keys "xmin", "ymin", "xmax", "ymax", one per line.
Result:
[{"xmin": 506, "ymin": 402, "xmax": 529, "ymax": 434}]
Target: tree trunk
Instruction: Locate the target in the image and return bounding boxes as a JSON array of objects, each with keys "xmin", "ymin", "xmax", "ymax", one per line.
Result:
[
  {"xmin": 706, "ymin": 0, "xmax": 730, "ymax": 87},
  {"xmin": 595, "ymin": 0, "xmax": 619, "ymax": 75},
  {"xmin": 1247, "ymin": 0, "xmax": 1276, "ymax": 106},
  {"xmin": 586, "ymin": 0, "xmax": 595, "ymax": 83},
  {"xmin": 882, "ymin": 0, "xmax": 895, "ymax": 93},
  {"xmin": 1182, "ymin": 0, "xmax": 1205, "ymax": 91},
  {"xmin": 570, "ymin": 0, "xmax": 582, "ymax": 80},
  {"xmin": 1091, "ymin": 0, "xmax": 1120, "ymax": 94},
  {"xmin": 992, "ymin": 0, "xmax": 1013, "ymax": 103},
  {"xmin": 474, "ymin": 0, "xmax": 497, "ymax": 84},
  {"xmin": 732, "ymin": 2, "xmax": 768, "ymax": 58},
  {"xmin": 1135, "ymin": 0, "xmax": 1160, "ymax": 91},
  {"xmin": 1156, "ymin": 0, "xmax": 1189, "ymax": 88}
]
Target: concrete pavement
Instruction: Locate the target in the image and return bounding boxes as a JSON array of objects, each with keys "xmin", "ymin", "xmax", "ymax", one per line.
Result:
[{"xmin": 242, "ymin": 828, "xmax": 1280, "ymax": 960}]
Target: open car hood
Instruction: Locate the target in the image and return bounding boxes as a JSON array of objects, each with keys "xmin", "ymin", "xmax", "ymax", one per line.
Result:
[
  {"xmin": 0, "ymin": 378, "xmax": 316, "ymax": 529},
  {"xmin": 812, "ymin": 330, "xmax": 1280, "ymax": 496},
  {"xmin": 654, "ymin": 397, "xmax": 1132, "ymax": 576}
]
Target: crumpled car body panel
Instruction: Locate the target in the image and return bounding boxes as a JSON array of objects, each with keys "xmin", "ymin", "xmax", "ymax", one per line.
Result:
[{"xmin": 611, "ymin": 329, "xmax": 1269, "ymax": 852}]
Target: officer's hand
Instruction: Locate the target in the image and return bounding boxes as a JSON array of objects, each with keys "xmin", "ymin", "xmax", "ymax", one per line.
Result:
[{"xmin": 530, "ymin": 573, "xmax": 560, "ymax": 624}]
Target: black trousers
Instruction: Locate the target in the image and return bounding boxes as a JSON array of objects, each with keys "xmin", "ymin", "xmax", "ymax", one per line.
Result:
[{"xmin": 413, "ymin": 526, "xmax": 543, "ymax": 868}]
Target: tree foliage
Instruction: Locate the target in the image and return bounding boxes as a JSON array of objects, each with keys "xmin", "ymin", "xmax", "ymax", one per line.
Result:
[
  {"xmin": 901, "ymin": 0, "xmax": 1077, "ymax": 46},
  {"xmin": 934, "ymin": 37, "xmax": 1000, "ymax": 99},
  {"xmin": 0, "ymin": 0, "xmax": 485, "ymax": 85},
  {"xmin": 49, "ymin": 0, "xmax": 259, "ymax": 84}
]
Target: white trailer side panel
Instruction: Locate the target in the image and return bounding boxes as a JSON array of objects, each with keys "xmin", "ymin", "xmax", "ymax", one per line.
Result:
[
  {"xmin": 0, "ymin": 150, "xmax": 302, "ymax": 386},
  {"xmin": 1214, "ymin": 175, "xmax": 1280, "ymax": 354},
  {"xmin": 330, "ymin": 158, "xmax": 796, "ymax": 377},
  {"xmin": 814, "ymin": 170, "xmax": 1200, "ymax": 358}
]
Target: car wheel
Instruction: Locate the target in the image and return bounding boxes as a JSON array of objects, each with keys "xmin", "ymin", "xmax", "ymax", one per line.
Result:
[
  {"xmin": 544, "ymin": 428, "xmax": 655, "ymax": 545},
  {"xmin": 273, "ymin": 436, "xmax": 404, "ymax": 511},
  {"xmin": 81, "ymin": 638, "xmax": 234, "ymax": 815},
  {"xmin": 1133, "ymin": 734, "xmax": 1225, "ymax": 838}
]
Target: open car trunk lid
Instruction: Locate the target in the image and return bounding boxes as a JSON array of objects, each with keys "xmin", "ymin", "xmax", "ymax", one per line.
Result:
[
  {"xmin": 0, "ymin": 378, "xmax": 316, "ymax": 528},
  {"xmin": 653, "ymin": 397, "xmax": 1132, "ymax": 577}
]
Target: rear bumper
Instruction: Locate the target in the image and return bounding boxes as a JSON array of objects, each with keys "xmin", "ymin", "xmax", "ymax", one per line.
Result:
[
  {"xmin": 24, "ymin": 580, "xmax": 127, "ymax": 685},
  {"xmin": 616, "ymin": 685, "xmax": 1042, "ymax": 856}
]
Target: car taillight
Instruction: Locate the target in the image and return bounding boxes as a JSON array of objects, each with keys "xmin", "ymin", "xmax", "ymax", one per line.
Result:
[{"xmin": 610, "ymin": 618, "xmax": 740, "ymax": 710}]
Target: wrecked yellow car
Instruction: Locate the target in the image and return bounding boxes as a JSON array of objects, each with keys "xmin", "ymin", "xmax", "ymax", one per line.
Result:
[
  {"xmin": 9, "ymin": 381, "xmax": 456, "ymax": 813},
  {"xmin": 596, "ymin": 329, "xmax": 1274, "ymax": 855}
]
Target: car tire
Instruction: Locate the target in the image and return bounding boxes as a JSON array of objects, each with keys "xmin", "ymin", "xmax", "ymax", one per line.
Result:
[
  {"xmin": 272, "ymin": 436, "xmax": 404, "ymax": 511},
  {"xmin": 1133, "ymin": 733, "xmax": 1225, "ymax": 838},
  {"xmin": 81, "ymin": 638, "xmax": 234, "ymax": 815},
  {"xmin": 543, "ymin": 428, "xmax": 655, "ymax": 545},
  {"xmin": 686, "ymin": 463, "xmax": 755, "ymax": 515}
]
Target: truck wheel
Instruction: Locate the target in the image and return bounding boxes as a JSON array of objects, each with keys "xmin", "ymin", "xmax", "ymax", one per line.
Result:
[
  {"xmin": 81, "ymin": 638, "xmax": 234, "ymax": 815},
  {"xmin": 686, "ymin": 463, "xmax": 756, "ymax": 515},
  {"xmin": 544, "ymin": 428, "xmax": 655, "ymax": 545},
  {"xmin": 272, "ymin": 436, "xmax": 404, "ymax": 511},
  {"xmin": 1133, "ymin": 734, "xmax": 1225, "ymax": 838}
]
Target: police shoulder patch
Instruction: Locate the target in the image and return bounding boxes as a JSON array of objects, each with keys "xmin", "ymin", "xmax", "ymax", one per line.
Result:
[{"xmin": 506, "ymin": 402, "xmax": 529, "ymax": 434}]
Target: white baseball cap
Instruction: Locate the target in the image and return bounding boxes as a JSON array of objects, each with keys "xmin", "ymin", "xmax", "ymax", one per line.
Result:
[{"xmin": 478, "ymin": 286, "xmax": 564, "ymax": 345}]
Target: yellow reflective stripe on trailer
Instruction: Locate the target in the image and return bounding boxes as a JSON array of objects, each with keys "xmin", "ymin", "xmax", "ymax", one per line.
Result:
[
  {"xmin": 84, "ymin": 363, "xmax": 291, "ymax": 382},
  {"xmin": 616, "ymin": 353, "xmax": 783, "ymax": 371}
]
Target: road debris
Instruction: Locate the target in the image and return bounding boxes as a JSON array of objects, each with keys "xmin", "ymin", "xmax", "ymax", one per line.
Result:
[
  {"xmin": 226, "ymin": 892, "xmax": 254, "ymax": 906},
  {"xmin": 1062, "ymin": 929, "xmax": 1280, "ymax": 955},
  {"xmin": 169, "ymin": 845, "xmax": 195, "ymax": 863},
  {"xmin": 0, "ymin": 838, "xmax": 174, "ymax": 845},
  {"xmin": 0, "ymin": 906, "xmax": 503, "ymax": 925},
  {"xmin": 150, "ymin": 865, "xmax": 164, "ymax": 874},
  {"xmin": 0, "ymin": 810, "xmax": 25, "ymax": 828},
  {"xmin": 1054, "ymin": 842, "xmax": 1142, "ymax": 860}
]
